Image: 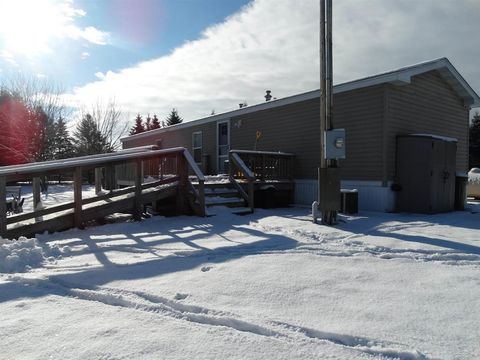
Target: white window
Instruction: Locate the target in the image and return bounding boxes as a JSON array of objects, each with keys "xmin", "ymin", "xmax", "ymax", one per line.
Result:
[{"xmin": 192, "ymin": 131, "xmax": 202, "ymax": 164}]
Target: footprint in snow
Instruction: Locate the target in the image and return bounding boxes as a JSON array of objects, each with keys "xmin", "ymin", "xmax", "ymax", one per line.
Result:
[
  {"xmin": 174, "ymin": 293, "xmax": 188, "ymax": 300},
  {"xmin": 201, "ymin": 266, "xmax": 212, "ymax": 272}
]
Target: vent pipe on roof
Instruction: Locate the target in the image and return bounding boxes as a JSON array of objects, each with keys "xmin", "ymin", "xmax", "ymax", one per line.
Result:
[{"xmin": 265, "ymin": 90, "xmax": 272, "ymax": 101}]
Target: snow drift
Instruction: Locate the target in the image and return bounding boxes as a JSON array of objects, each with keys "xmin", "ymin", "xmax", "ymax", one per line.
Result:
[{"xmin": 0, "ymin": 236, "xmax": 61, "ymax": 273}]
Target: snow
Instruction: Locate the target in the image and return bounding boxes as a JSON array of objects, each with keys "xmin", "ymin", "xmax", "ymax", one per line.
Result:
[
  {"xmin": 468, "ymin": 168, "xmax": 480, "ymax": 185},
  {"xmin": 409, "ymin": 133, "xmax": 458, "ymax": 142},
  {"xmin": 0, "ymin": 237, "xmax": 62, "ymax": 273},
  {"xmin": 1, "ymin": 198, "xmax": 480, "ymax": 359}
]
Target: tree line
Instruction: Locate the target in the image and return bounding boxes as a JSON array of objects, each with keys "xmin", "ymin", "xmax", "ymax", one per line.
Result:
[
  {"xmin": 129, "ymin": 108, "xmax": 183, "ymax": 135},
  {"xmin": 0, "ymin": 75, "xmax": 187, "ymax": 167},
  {"xmin": 470, "ymin": 111, "xmax": 480, "ymax": 168}
]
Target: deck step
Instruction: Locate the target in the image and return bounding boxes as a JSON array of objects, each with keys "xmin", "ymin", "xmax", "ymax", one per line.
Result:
[
  {"xmin": 193, "ymin": 182, "xmax": 235, "ymax": 190},
  {"xmin": 206, "ymin": 206, "xmax": 252, "ymax": 216},
  {"xmin": 205, "ymin": 197, "xmax": 245, "ymax": 207},
  {"xmin": 204, "ymin": 189, "xmax": 239, "ymax": 197}
]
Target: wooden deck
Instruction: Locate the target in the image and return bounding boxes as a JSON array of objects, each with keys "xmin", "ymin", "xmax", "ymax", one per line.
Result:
[
  {"xmin": 0, "ymin": 148, "xmax": 295, "ymax": 239},
  {"xmin": 0, "ymin": 147, "xmax": 206, "ymax": 239}
]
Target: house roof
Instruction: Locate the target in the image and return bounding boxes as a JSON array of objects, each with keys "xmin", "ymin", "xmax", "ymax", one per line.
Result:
[{"xmin": 122, "ymin": 57, "xmax": 480, "ymax": 143}]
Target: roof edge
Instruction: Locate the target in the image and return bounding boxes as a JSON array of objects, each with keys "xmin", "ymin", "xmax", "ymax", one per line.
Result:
[{"xmin": 122, "ymin": 57, "xmax": 480, "ymax": 143}]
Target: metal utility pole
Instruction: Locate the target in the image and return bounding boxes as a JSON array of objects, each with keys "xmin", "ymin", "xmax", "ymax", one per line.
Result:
[{"xmin": 317, "ymin": 0, "xmax": 344, "ymax": 225}]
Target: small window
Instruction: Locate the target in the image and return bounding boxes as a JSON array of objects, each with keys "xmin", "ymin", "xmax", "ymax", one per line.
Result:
[{"xmin": 192, "ymin": 131, "xmax": 202, "ymax": 164}]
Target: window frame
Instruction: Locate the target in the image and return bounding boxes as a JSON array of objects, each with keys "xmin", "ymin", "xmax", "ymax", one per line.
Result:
[{"xmin": 192, "ymin": 131, "xmax": 203, "ymax": 165}]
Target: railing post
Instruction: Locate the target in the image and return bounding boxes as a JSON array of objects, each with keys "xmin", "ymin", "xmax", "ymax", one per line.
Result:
[
  {"xmin": 0, "ymin": 176, "xmax": 6, "ymax": 236},
  {"xmin": 198, "ymin": 179, "xmax": 205, "ymax": 216},
  {"xmin": 229, "ymin": 152, "xmax": 234, "ymax": 178},
  {"xmin": 176, "ymin": 152, "xmax": 188, "ymax": 214},
  {"xmin": 261, "ymin": 154, "xmax": 266, "ymax": 181},
  {"xmin": 248, "ymin": 180, "xmax": 254, "ymax": 212},
  {"xmin": 32, "ymin": 177, "xmax": 42, "ymax": 212},
  {"xmin": 133, "ymin": 159, "xmax": 143, "ymax": 221},
  {"xmin": 95, "ymin": 167, "xmax": 103, "ymax": 194},
  {"xmin": 73, "ymin": 167, "xmax": 83, "ymax": 229}
]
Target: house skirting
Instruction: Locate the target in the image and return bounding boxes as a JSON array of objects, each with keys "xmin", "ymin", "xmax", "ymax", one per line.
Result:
[{"xmin": 293, "ymin": 179, "xmax": 396, "ymax": 212}]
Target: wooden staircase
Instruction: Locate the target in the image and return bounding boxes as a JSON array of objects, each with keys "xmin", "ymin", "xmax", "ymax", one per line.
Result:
[{"xmin": 193, "ymin": 179, "xmax": 252, "ymax": 216}]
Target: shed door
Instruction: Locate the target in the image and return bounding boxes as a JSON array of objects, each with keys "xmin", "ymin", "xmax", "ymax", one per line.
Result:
[
  {"xmin": 217, "ymin": 121, "xmax": 230, "ymax": 173},
  {"xmin": 430, "ymin": 139, "xmax": 456, "ymax": 212}
]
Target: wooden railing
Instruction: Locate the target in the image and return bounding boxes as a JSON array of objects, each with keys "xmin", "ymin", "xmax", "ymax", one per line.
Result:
[
  {"xmin": 0, "ymin": 147, "xmax": 206, "ymax": 239},
  {"xmin": 229, "ymin": 152, "xmax": 255, "ymax": 212},
  {"xmin": 230, "ymin": 150, "xmax": 294, "ymax": 181}
]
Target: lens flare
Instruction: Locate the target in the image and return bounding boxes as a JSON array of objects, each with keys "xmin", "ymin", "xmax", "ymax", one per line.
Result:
[{"xmin": 0, "ymin": 97, "xmax": 45, "ymax": 165}]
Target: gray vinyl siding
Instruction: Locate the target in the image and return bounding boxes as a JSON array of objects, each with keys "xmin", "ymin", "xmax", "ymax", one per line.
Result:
[
  {"xmin": 230, "ymin": 85, "xmax": 385, "ymax": 180},
  {"xmin": 123, "ymin": 121, "xmax": 217, "ymax": 174},
  {"xmin": 386, "ymin": 70, "xmax": 469, "ymax": 178}
]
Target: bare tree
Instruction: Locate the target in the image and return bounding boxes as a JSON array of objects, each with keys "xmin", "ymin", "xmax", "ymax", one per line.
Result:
[
  {"xmin": 0, "ymin": 73, "xmax": 69, "ymax": 164},
  {"xmin": 80, "ymin": 99, "xmax": 129, "ymax": 151}
]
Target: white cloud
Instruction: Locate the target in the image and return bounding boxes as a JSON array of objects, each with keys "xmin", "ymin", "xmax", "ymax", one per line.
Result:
[
  {"xmin": 94, "ymin": 72, "xmax": 105, "ymax": 80},
  {"xmin": 81, "ymin": 52, "xmax": 90, "ymax": 60},
  {"xmin": 65, "ymin": 25, "xmax": 110, "ymax": 46},
  {"xmin": 0, "ymin": 0, "xmax": 109, "ymax": 57},
  {"xmin": 66, "ymin": 0, "xmax": 480, "ymax": 122},
  {"xmin": 0, "ymin": 50, "xmax": 18, "ymax": 66}
]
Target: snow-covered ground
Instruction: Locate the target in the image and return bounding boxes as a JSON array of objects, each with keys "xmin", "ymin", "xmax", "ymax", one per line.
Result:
[{"xmin": 1, "ymin": 200, "xmax": 480, "ymax": 359}]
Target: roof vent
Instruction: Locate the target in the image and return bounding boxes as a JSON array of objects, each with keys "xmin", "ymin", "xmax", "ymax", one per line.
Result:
[{"xmin": 265, "ymin": 90, "xmax": 272, "ymax": 101}]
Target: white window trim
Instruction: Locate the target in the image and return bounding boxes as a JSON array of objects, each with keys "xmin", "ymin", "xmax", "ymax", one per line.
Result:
[
  {"xmin": 192, "ymin": 131, "xmax": 203, "ymax": 165},
  {"xmin": 216, "ymin": 120, "xmax": 230, "ymax": 173}
]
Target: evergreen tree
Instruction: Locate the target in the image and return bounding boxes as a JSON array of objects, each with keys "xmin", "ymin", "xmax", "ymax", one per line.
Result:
[
  {"xmin": 74, "ymin": 114, "xmax": 111, "ymax": 156},
  {"xmin": 55, "ymin": 117, "xmax": 75, "ymax": 159},
  {"xmin": 470, "ymin": 112, "xmax": 480, "ymax": 168},
  {"xmin": 165, "ymin": 108, "xmax": 183, "ymax": 126},
  {"xmin": 145, "ymin": 114, "xmax": 152, "ymax": 131},
  {"xmin": 151, "ymin": 114, "xmax": 161, "ymax": 129},
  {"xmin": 39, "ymin": 114, "xmax": 56, "ymax": 161},
  {"xmin": 129, "ymin": 114, "xmax": 145, "ymax": 135}
]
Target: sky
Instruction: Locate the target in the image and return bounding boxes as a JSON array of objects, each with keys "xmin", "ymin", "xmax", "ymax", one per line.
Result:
[{"xmin": 0, "ymin": 0, "xmax": 479, "ymax": 123}]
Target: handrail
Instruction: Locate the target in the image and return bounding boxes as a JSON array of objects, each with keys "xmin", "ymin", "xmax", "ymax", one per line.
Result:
[
  {"xmin": 182, "ymin": 149, "xmax": 205, "ymax": 182},
  {"xmin": 229, "ymin": 152, "xmax": 255, "ymax": 212},
  {"xmin": 182, "ymin": 149, "xmax": 205, "ymax": 216},
  {"xmin": 230, "ymin": 149, "xmax": 294, "ymax": 181},
  {"xmin": 0, "ymin": 145, "xmax": 159, "ymax": 173},
  {"xmin": 230, "ymin": 149, "xmax": 294, "ymax": 157},
  {"xmin": 230, "ymin": 153, "xmax": 255, "ymax": 180},
  {"xmin": 0, "ymin": 147, "xmax": 185, "ymax": 178}
]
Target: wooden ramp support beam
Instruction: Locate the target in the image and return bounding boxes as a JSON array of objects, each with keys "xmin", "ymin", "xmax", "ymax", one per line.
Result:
[
  {"xmin": 133, "ymin": 160, "xmax": 143, "ymax": 221},
  {"xmin": 73, "ymin": 167, "xmax": 83, "ymax": 229},
  {"xmin": 0, "ymin": 176, "xmax": 6, "ymax": 235},
  {"xmin": 95, "ymin": 167, "xmax": 103, "ymax": 194}
]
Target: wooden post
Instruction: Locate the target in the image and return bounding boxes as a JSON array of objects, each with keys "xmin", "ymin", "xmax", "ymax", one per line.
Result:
[
  {"xmin": 73, "ymin": 167, "xmax": 83, "ymax": 229},
  {"xmin": 94, "ymin": 168, "xmax": 103, "ymax": 194},
  {"xmin": 133, "ymin": 160, "xmax": 143, "ymax": 221},
  {"xmin": 0, "ymin": 176, "xmax": 6, "ymax": 236},
  {"xmin": 260, "ymin": 154, "xmax": 266, "ymax": 181},
  {"xmin": 229, "ymin": 152, "xmax": 234, "ymax": 178},
  {"xmin": 248, "ymin": 180, "xmax": 254, "ymax": 212},
  {"xmin": 32, "ymin": 177, "xmax": 42, "ymax": 211},
  {"xmin": 198, "ymin": 179, "xmax": 205, "ymax": 217},
  {"xmin": 176, "ymin": 153, "xmax": 188, "ymax": 214}
]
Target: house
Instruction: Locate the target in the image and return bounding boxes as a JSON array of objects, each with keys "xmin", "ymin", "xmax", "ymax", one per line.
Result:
[{"xmin": 121, "ymin": 58, "xmax": 480, "ymax": 212}]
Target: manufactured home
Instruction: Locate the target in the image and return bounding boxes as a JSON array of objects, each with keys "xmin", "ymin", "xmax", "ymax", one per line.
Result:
[{"xmin": 122, "ymin": 58, "xmax": 480, "ymax": 212}]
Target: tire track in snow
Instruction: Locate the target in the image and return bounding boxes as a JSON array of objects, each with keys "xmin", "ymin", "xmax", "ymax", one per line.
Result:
[{"xmin": 10, "ymin": 276, "xmax": 431, "ymax": 359}]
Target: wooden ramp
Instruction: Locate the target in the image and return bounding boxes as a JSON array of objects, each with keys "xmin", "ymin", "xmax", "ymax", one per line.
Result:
[{"xmin": 0, "ymin": 147, "xmax": 206, "ymax": 239}]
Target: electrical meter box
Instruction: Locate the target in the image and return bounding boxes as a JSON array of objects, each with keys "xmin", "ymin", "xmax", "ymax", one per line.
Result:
[{"xmin": 324, "ymin": 129, "xmax": 346, "ymax": 159}]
